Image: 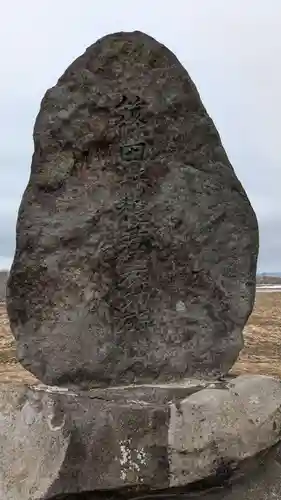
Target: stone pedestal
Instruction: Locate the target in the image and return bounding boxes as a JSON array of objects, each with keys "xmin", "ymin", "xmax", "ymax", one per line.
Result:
[{"xmin": 1, "ymin": 375, "xmax": 281, "ymax": 500}]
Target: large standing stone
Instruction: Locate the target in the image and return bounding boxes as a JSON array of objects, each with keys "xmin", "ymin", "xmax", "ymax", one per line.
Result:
[{"xmin": 7, "ymin": 31, "xmax": 258, "ymax": 387}]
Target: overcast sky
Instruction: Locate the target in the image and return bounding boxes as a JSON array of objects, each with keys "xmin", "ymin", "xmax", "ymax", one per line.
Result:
[{"xmin": 0, "ymin": 1, "xmax": 280, "ymax": 272}]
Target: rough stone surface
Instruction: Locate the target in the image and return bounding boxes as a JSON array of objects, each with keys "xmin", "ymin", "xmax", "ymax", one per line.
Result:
[
  {"xmin": 1, "ymin": 375, "xmax": 281, "ymax": 500},
  {"xmin": 38, "ymin": 445, "xmax": 281, "ymax": 499},
  {"xmin": 7, "ymin": 31, "xmax": 258, "ymax": 386},
  {"xmin": 168, "ymin": 374, "xmax": 281, "ymax": 487},
  {"xmin": 46, "ymin": 446, "xmax": 281, "ymax": 500}
]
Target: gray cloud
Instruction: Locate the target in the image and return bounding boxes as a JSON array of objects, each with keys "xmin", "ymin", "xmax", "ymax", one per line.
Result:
[{"xmin": 1, "ymin": 0, "xmax": 280, "ymax": 272}]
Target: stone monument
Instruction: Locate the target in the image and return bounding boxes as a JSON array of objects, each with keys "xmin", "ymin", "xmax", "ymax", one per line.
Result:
[
  {"xmin": 6, "ymin": 30, "xmax": 258, "ymax": 388},
  {"xmin": 4, "ymin": 31, "xmax": 280, "ymax": 500}
]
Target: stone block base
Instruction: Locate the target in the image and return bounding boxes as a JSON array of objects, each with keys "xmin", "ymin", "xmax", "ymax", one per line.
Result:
[{"xmin": 1, "ymin": 375, "xmax": 281, "ymax": 500}]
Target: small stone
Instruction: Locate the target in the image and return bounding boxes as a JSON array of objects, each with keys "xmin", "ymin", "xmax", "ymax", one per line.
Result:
[{"xmin": 6, "ymin": 31, "xmax": 258, "ymax": 387}]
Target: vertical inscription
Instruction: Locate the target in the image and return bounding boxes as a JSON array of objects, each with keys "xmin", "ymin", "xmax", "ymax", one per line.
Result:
[
  {"xmin": 116, "ymin": 95, "xmax": 147, "ymax": 161},
  {"xmin": 115, "ymin": 95, "xmax": 147, "ymax": 126}
]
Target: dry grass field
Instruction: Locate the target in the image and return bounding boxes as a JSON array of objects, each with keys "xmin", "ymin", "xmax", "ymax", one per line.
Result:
[
  {"xmin": 0, "ymin": 301, "xmax": 37, "ymax": 384},
  {"xmin": 231, "ymin": 291, "xmax": 281, "ymax": 378},
  {"xmin": 0, "ymin": 292, "xmax": 281, "ymax": 385}
]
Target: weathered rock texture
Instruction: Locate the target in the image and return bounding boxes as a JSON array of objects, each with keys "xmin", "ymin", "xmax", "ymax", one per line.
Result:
[
  {"xmin": 43, "ymin": 447, "xmax": 281, "ymax": 499},
  {"xmin": 7, "ymin": 31, "xmax": 258, "ymax": 386},
  {"xmin": 1, "ymin": 375, "xmax": 281, "ymax": 500}
]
